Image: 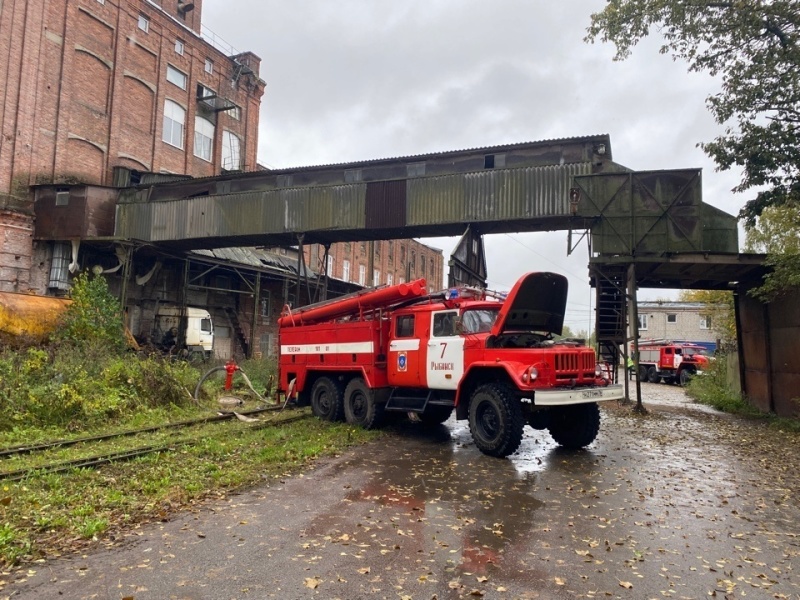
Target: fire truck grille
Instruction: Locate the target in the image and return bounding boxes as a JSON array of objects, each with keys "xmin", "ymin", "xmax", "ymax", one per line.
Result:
[{"xmin": 554, "ymin": 351, "xmax": 596, "ymax": 380}]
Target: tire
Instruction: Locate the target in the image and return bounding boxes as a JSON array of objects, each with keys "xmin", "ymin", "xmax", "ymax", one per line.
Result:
[
  {"xmin": 468, "ymin": 383, "xmax": 524, "ymax": 458},
  {"xmin": 679, "ymin": 369, "xmax": 693, "ymax": 386},
  {"xmin": 344, "ymin": 378, "xmax": 383, "ymax": 429},
  {"xmin": 419, "ymin": 405, "xmax": 453, "ymax": 426},
  {"xmin": 639, "ymin": 365, "xmax": 648, "ymax": 381},
  {"xmin": 310, "ymin": 376, "xmax": 344, "ymax": 421},
  {"xmin": 647, "ymin": 366, "xmax": 660, "ymax": 383},
  {"xmin": 548, "ymin": 403, "xmax": 601, "ymax": 449}
]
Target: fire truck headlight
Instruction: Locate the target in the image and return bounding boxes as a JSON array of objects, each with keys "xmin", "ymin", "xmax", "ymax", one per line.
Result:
[{"xmin": 522, "ymin": 366, "xmax": 538, "ymax": 383}]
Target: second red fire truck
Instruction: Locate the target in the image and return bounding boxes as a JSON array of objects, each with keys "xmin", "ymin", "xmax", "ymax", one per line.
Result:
[
  {"xmin": 635, "ymin": 340, "xmax": 712, "ymax": 385},
  {"xmin": 278, "ymin": 272, "xmax": 624, "ymax": 458}
]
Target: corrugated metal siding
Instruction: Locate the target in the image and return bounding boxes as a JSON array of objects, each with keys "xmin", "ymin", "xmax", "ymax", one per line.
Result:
[
  {"xmin": 406, "ymin": 163, "xmax": 592, "ymax": 226},
  {"xmin": 281, "ymin": 184, "xmax": 365, "ymax": 232}
]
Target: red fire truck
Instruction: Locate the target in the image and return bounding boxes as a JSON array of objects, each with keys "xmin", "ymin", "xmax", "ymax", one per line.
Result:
[
  {"xmin": 635, "ymin": 340, "xmax": 712, "ymax": 386},
  {"xmin": 278, "ymin": 272, "xmax": 623, "ymax": 458}
]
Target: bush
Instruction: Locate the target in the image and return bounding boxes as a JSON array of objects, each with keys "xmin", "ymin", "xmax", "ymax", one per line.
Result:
[
  {"xmin": 685, "ymin": 355, "xmax": 762, "ymax": 416},
  {"xmin": 54, "ymin": 272, "xmax": 125, "ymax": 351}
]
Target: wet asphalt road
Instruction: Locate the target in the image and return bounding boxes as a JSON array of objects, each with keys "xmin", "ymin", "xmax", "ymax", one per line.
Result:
[{"xmin": 3, "ymin": 382, "xmax": 800, "ymax": 600}]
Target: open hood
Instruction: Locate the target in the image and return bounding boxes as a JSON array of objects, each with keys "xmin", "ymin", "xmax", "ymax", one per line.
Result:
[{"xmin": 489, "ymin": 272, "xmax": 567, "ymax": 336}]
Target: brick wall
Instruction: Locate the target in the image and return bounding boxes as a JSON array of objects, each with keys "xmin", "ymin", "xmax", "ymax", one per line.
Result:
[
  {"xmin": 0, "ymin": 210, "xmax": 34, "ymax": 292},
  {"xmin": 304, "ymin": 239, "xmax": 446, "ymax": 290},
  {"xmin": 1, "ymin": 0, "xmax": 264, "ymax": 196}
]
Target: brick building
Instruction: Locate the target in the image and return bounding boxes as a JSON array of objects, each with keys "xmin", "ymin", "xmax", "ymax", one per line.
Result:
[
  {"xmin": 636, "ymin": 301, "xmax": 721, "ymax": 350},
  {"xmin": 304, "ymin": 239, "xmax": 445, "ymax": 290},
  {"xmin": 0, "ymin": 0, "xmax": 265, "ymax": 293}
]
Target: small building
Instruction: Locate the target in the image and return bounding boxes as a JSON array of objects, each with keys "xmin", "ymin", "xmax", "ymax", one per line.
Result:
[{"xmin": 635, "ymin": 301, "xmax": 720, "ymax": 351}]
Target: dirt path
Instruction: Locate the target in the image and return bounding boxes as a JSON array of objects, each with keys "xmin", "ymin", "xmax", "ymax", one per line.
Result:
[{"xmin": 3, "ymin": 383, "xmax": 799, "ymax": 599}]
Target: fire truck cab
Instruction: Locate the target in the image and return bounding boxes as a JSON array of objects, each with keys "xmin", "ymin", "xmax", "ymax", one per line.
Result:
[{"xmin": 279, "ymin": 272, "xmax": 625, "ymax": 458}]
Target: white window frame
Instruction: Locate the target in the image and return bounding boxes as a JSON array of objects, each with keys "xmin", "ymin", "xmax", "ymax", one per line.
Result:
[
  {"xmin": 204, "ymin": 58, "xmax": 213, "ymax": 74},
  {"xmin": 700, "ymin": 315, "xmax": 711, "ymax": 330},
  {"xmin": 221, "ymin": 130, "xmax": 241, "ymax": 170},
  {"xmin": 162, "ymin": 99, "xmax": 185, "ymax": 149},
  {"xmin": 193, "ymin": 116, "xmax": 214, "ymax": 162},
  {"xmin": 373, "ymin": 270, "xmax": 381, "ymax": 286},
  {"xmin": 166, "ymin": 65, "xmax": 187, "ymax": 90},
  {"xmin": 226, "ymin": 105, "xmax": 241, "ymax": 120},
  {"xmin": 387, "ymin": 273, "xmax": 393, "ymax": 286},
  {"xmin": 358, "ymin": 265, "xmax": 366, "ymax": 286},
  {"xmin": 137, "ymin": 14, "xmax": 149, "ymax": 32},
  {"xmin": 174, "ymin": 39, "xmax": 184, "ymax": 55},
  {"xmin": 342, "ymin": 259, "xmax": 351, "ymax": 282},
  {"xmin": 326, "ymin": 255, "xmax": 334, "ymax": 277},
  {"xmin": 667, "ymin": 313, "xmax": 677, "ymax": 324},
  {"xmin": 637, "ymin": 314, "xmax": 648, "ymax": 330}
]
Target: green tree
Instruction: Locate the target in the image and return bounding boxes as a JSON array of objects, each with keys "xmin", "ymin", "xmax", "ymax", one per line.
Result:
[
  {"xmin": 743, "ymin": 204, "xmax": 800, "ymax": 300},
  {"xmin": 678, "ymin": 289, "xmax": 736, "ymax": 349},
  {"xmin": 586, "ymin": 1, "xmax": 800, "ymax": 295}
]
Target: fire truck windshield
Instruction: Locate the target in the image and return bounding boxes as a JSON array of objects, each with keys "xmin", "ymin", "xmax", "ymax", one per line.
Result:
[{"xmin": 461, "ymin": 308, "xmax": 499, "ymax": 333}]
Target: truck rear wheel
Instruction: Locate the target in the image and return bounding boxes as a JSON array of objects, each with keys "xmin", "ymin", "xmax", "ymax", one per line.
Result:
[
  {"xmin": 468, "ymin": 383, "xmax": 524, "ymax": 458},
  {"xmin": 310, "ymin": 377, "xmax": 344, "ymax": 421},
  {"xmin": 679, "ymin": 368, "xmax": 693, "ymax": 386},
  {"xmin": 647, "ymin": 366, "xmax": 660, "ymax": 383},
  {"xmin": 548, "ymin": 403, "xmax": 600, "ymax": 449},
  {"xmin": 344, "ymin": 378, "xmax": 383, "ymax": 429}
]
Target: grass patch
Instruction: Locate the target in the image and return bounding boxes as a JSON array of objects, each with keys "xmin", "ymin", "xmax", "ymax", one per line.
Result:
[
  {"xmin": 686, "ymin": 355, "xmax": 800, "ymax": 431},
  {"xmin": 0, "ymin": 411, "xmax": 380, "ymax": 568}
]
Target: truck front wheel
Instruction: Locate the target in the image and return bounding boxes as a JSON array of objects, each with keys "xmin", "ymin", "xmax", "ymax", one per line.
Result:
[
  {"xmin": 344, "ymin": 378, "xmax": 383, "ymax": 429},
  {"xmin": 310, "ymin": 377, "xmax": 344, "ymax": 422},
  {"xmin": 548, "ymin": 403, "xmax": 600, "ymax": 449},
  {"xmin": 468, "ymin": 383, "xmax": 524, "ymax": 458}
]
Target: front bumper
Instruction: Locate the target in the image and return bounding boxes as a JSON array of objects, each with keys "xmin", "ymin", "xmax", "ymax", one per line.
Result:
[{"xmin": 530, "ymin": 384, "xmax": 625, "ymax": 406}]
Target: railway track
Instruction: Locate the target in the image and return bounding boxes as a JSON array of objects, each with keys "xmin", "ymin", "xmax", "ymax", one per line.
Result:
[{"xmin": 0, "ymin": 409, "xmax": 310, "ymax": 482}]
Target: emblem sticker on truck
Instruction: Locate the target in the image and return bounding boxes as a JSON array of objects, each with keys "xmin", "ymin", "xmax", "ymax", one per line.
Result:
[{"xmin": 398, "ymin": 352, "xmax": 407, "ymax": 372}]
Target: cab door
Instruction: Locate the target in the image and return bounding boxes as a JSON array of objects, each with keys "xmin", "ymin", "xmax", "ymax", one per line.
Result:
[
  {"xmin": 425, "ymin": 310, "xmax": 464, "ymax": 390},
  {"xmin": 388, "ymin": 313, "xmax": 423, "ymax": 387}
]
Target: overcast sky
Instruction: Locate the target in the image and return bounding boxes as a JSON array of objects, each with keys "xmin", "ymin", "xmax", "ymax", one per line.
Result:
[{"xmin": 202, "ymin": 0, "xmax": 748, "ymax": 334}]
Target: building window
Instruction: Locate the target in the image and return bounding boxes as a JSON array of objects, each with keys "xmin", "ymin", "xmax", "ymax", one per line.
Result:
[
  {"xmin": 344, "ymin": 242, "xmax": 351, "ymax": 254},
  {"xmin": 342, "ymin": 259, "xmax": 350, "ymax": 282},
  {"xmin": 399, "ymin": 276, "xmax": 405, "ymax": 284},
  {"xmin": 175, "ymin": 39, "xmax": 184, "ymax": 55},
  {"xmin": 55, "ymin": 189, "xmax": 69, "ymax": 206},
  {"xmin": 373, "ymin": 270, "xmax": 381, "ymax": 286},
  {"xmin": 388, "ymin": 241, "xmax": 394, "ymax": 263},
  {"xmin": 667, "ymin": 313, "xmax": 677, "ymax": 323},
  {"xmin": 204, "ymin": 58, "xmax": 213, "ymax": 74},
  {"xmin": 221, "ymin": 130, "xmax": 241, "ymax": 170},
  {"xmin": 96, "ymin": 0, "xmax": 105, "ymax": 4},
  {"xmin": 166, "ymin": 65, "xmax": 187, "ymax": 90},
  {"xmin": 430, "ymin": 258, "xmax": 435, "ymax": 281},
  {"xmin": 421, "ymin": 254, "xmax": 426, "ymax": 275},
  {"xmin": 227, "ymin": 105, "xmax": 241, "ymax": 120},
  {"xmin": 326, "ymin": 255, "xmax": 334, "ymax": 276},
  {"xmin": 700, "ymin": 315, "xmax": 712, "ymax": 329},
  {"xmin": 162, "ymin": 100, "xmax": 185, "ymax": 149},
  {"xmin": 410, "ymin": 250, "xmax": 416, "ymax": 271},
  {"xmin": 360, "ymin": 241, "xmax": 366, "ymax": 255},
  {"xmin": 49, "ymin": 242, "xmax": 72, "ymax": 291},
  {"xmin": 387, "ymin": 273, "xmax": 393, "ymax": 286},
  {"xmin": 194, "ymin": 116, "xmax": 214, "ymax": 162},
  {"xmin": 637, "ymin": 314, "xmax": 648, "ymax": 330},
  {"xmin": 358, "ymin": 265, "xmax": 366, "ymax": 286},
  {"xmin": 484, "ymin": 153, "xmax": 506, "ymax": 169},
  {"xmin": 375, "ymin": 242, "xmax": 381, "ymax": 257},
  {"xmin": 137, "ymin": 14, "xmax": 149, "ymax": 32}
]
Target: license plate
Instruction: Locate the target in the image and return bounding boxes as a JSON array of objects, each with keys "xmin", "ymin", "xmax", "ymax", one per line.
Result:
[{"xmin": 581, "ymin": 389, "xmax": 603, "ymax": 399}]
